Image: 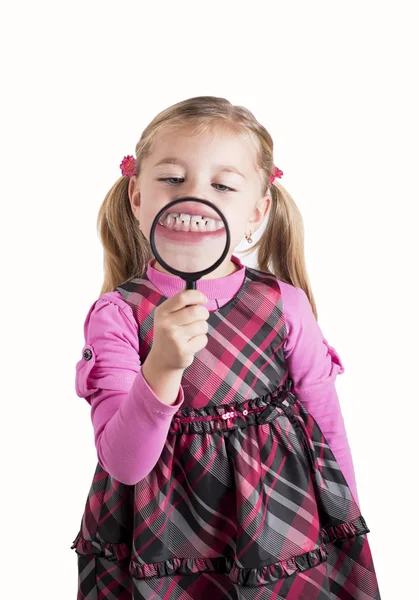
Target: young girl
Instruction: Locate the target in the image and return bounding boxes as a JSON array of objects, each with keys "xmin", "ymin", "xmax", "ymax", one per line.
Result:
[{"xmin": 70, "ymin": 96, "xmax": 380, "ymax": 599}]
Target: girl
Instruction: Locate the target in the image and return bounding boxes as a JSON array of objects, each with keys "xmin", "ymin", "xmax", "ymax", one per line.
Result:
[{"xmin": 70, "ymin": 96, "xmax": 380, "ymax": 599}]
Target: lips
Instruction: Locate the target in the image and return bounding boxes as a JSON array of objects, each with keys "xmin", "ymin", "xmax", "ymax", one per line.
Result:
[{"xmin": 162, "ymin": 201, "xmax": 221, "ymax": 221}]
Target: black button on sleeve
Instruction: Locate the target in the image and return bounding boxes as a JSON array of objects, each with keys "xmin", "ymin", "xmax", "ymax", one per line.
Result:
[{"xmin": 83, "ymin": 349, "xmax": 93, "ymax": 361}]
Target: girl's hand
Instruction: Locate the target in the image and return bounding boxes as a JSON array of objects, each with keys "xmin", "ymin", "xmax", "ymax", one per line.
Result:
[{"xmin": 150, "ymin": 289, "xmax": 210, "ymax": 371}]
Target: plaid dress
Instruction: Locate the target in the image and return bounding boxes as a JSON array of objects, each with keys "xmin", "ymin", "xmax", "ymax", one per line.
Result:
[{"xmin": 70, "ymin": 266, "xmax": 381, "ymax": 599}]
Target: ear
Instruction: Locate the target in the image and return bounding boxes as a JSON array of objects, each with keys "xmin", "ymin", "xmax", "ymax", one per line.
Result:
[
  {"xmin": 128, "ymin": 176, "xmax": 140, "ymax": 220},
  {"xmin": 248, "ymin": 194, "xmax": 271, "ymax": 231}
]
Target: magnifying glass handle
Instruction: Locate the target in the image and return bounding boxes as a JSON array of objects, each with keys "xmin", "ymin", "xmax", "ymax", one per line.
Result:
[{"xmin": 184, "ymin": 279, "xmax": 198, "ymax": 307}]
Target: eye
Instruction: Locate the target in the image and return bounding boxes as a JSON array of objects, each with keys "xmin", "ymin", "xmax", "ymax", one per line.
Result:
[
  {"xmin": 213, "ymin": 183, "xmax": 234, "ymax": 192},
  {"xmin": 158, "ymin": 177, "xmax": 184, "ymax": 184},
  {"xmin": 158, "ymin": 178, "xmax": 235, "ymax": 192}
]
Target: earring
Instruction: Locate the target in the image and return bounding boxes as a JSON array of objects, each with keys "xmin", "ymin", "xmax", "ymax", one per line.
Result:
[{"xmin": 245, "ymin": 231, "xmax": 253, "ymax": 244}]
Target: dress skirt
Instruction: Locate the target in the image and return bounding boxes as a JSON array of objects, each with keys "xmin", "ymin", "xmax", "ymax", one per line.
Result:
[{"xmin": 71, "ymin": 379, "xmax": 381, "ymax": 599}]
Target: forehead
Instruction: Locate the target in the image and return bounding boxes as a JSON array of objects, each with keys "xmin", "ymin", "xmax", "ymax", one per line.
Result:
[{"xmin": 146, "ymin": 126, "xmax": 259, "ymax": 173}]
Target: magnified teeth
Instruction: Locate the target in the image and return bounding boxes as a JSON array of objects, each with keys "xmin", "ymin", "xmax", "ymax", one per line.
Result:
[{"xmin": 159, "ymin": 212, "xmax": 224, "ymax": 232}]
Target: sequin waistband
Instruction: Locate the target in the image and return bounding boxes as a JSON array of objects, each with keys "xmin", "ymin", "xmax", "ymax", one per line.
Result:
[{"xmin": 169, "ymin": 378, "xmax": 297, "ymax": 434}]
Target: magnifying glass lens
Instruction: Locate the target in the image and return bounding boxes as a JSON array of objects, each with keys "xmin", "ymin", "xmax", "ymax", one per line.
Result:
[{"xmin": 154, "ymin": 199, "xmax": 228, "ymax": 274}]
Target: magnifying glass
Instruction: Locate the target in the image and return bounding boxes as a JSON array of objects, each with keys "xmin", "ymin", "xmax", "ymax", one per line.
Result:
[{"xmin": 149, "ymin": 197, "xmax": 230, "ymax": 291}]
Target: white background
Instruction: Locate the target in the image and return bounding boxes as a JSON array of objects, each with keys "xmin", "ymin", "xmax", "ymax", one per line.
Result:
[{"xmin": 1, "ymin": 1, "xmax": 417, "ymax": 597}]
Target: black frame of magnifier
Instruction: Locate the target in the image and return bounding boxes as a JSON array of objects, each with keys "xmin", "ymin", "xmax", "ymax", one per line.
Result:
[{"xmin": 150, "ymin": 197, "xmax": 231, "ymax": 290}]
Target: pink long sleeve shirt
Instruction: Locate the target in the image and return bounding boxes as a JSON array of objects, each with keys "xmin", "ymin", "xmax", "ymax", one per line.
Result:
[{"xmin": 75, "ymin": 254, "xmax": 359, "ymax": 504}]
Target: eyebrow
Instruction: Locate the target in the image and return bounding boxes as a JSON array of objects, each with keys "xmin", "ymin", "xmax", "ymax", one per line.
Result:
[{"xmin": 153, "ymin": 158, "xmax": 246, "ymax": 179}]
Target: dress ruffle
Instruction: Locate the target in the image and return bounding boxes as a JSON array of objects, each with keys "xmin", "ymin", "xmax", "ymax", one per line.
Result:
[
  {"xmin": 71, "ymin": 530, "xmax": 130, "ymax": 562},
  {"xmin": 71, "ymin": 515, "xmax": 369, "ymax": 587},
  {"xmin": 169, "ymin": 379, "xmax": 295, "ymax": 434},
  {"xmin": 129, "ymin": 544, "xmax": 329, "ymax": 586},
  {"xmin": 322, "ymin": 515, "xmax": 369, "ymax": 544}
]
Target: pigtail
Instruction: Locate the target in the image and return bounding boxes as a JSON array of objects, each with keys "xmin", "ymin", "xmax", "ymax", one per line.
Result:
[
  {"xmin": 97, "ymin": 174, "xmax": 153, "ymax": 296},
  {"xmin": 237, "ymin": 181, "xmax": 318, "ymax": 321}
]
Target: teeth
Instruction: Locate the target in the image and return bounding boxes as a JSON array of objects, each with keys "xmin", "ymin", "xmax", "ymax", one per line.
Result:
[{"xmin": 159, "ymin": 212, "xmax": 224, "ymax": 233}]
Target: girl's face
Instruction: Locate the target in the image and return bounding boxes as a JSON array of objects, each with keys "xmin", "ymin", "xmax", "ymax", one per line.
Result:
[{"xmin": 128, "ymin": 126, "xmax": 271, "ymax": 278}]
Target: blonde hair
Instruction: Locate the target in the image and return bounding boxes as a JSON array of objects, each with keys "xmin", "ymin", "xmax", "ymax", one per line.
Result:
[{"xmin": 97, "ymin": 96, "xmax": 318, "ymax": 320}]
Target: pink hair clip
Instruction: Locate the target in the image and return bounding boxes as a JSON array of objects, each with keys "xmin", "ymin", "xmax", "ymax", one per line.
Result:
[
  {"xmin": 120, "ymin": 155, "xmax": 136, "ymax": 177},
  {"xmin": 269, "ymin": 165, "xmax": 283, "ymax": 185}
]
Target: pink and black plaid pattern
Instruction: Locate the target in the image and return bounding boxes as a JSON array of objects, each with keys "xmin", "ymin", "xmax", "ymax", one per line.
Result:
[{"xmin": 71, "ymin": 267, "xmax": 380, "ymax": 598}]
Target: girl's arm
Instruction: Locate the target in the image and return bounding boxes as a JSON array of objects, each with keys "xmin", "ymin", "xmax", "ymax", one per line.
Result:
[
  {"xmin": 75, "ymin": 293, "xmax": 185, "ymax": 485},
  {"xmin": 280, "ymin": 282, "xmax": 360, "ymax": 506}
]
